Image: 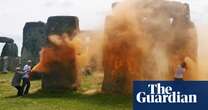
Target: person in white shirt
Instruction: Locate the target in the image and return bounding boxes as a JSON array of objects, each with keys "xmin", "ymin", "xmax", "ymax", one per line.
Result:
[
  {"xmin": 175, "ymin": 62, "xmax": 187, "ymax": 81},
  {"xmin": 22, "ymin": 60, "xmax": 32, "ymax": 95}
]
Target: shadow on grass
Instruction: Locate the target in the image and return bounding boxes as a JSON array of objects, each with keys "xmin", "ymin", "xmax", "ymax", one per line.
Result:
[
  {"xmin": 5, "ymin": 95, "xmax": 20, "ymax": 98},
  {"xmin": 23, "ymin": 89, "xmax": 132, "ymax": 107}
]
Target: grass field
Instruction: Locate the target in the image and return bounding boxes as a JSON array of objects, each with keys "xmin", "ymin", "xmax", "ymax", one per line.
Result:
[{"xmin": 0, "ymin": 72, "xmax": 132, "ymax": 110}]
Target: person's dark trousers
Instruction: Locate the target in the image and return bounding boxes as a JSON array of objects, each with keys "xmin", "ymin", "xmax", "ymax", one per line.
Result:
[
  {"xmin": 175, "ymin": 78, "xmax": 183, "ymax": 81},
  {"xmin": 15, "ymin": 86, "xmax": 22, "ymax": 96},
  {"xmin": 22, "ymin": 78, "xmax": 30, "ymax": 96}
]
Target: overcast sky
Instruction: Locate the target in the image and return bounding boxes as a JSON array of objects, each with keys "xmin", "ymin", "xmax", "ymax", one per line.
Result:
[{"xmin": 0, "ymin": 0, "xmax": 207, "ymax": 55}]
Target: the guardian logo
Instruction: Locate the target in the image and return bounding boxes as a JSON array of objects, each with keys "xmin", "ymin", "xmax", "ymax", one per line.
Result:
[{"xmin": 136, "ymin": 83, "xmax": 197, "ymax": 103}]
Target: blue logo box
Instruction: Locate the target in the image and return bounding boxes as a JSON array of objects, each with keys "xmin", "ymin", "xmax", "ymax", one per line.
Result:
[{"xmin": 133, "ymin": 81, "xmax": 208, "ymax": 110}]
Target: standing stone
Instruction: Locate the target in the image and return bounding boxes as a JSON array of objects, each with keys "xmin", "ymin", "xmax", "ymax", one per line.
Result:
[
  {"xmin": 1, "ymin": 43, "xmax": 18, "ymax": 57},
  {"xmin": 167, "ymin": 3, "xmax": 198, "ymax": 79},
  {"xmin": 21, "ymin": 22, "xmax": 47, "ymax": 66},
  {"xmin": 2, "ymin": 56, "xmax": 8, "ymax": 73},
  {"xmin": 47, "ymin": 16, "xmax": 79, "ymax": 37},
  {"xmin": 102, "ymin": 1, "xmax": 198, "ymax": 94},
  {"xmin": 1, "ymin": 41, "xmax": 18, "ymax": 72},
  {"xmin": 41, "ymin": 16, "xmax": 80, "ymax": 90}
]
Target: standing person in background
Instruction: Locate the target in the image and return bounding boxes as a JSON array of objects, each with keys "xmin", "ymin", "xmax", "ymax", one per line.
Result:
[
  {"xmin": 11, "ymin": 67, "xmax": 23, "ymax": 96},
  {"xmin": 22, "ymin": 60, "xmax": 32, "ymax": 96},
  {"xmin": 174, "ymin": 62, "xmax": 187, "ymax": 81}
]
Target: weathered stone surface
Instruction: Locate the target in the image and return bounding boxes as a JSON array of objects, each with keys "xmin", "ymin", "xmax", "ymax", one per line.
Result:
[
  {"xmin": 39, "ymin": 45, "xmax": 78, "ymax": 90},
  {"xmin": 0, "ymin": 37, "xmax": 18, "ymax": 72},
  {"xmin": 21, "ymin": 22, "xmax": 47, "ymax": 65},
  {"xmin": 139, "ymin": 1, "xmax": 198, "ymax": 79},
  {"xmin": 102, "ymin": 1, "xmax": 198, "ymax": 94},
  {"xmin": 0, "ymin": 37, "xmax": 14, "ymax": 43},
  {"xmin": 1, "ymin": 43, "xmax": 18, "ymax": 57},
  {"xmin": 40, "ymin": 16, "xmax": 80, "ymax": 90},
  {"xmin": 46, "ymin": 16, "xmax": 79, "ymax": 37}
]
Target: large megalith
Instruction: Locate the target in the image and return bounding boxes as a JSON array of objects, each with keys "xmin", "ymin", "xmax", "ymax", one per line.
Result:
[
  {"xmin": 0, "ymin": 37, "xmax": 18, "ymax": 72},
  {"xmin": 102, "ymin": 0, "xmax": 198, "ymax": 94},
  {"xmin": 32, "ymin": 16, "xmax": 80, "ymax": 91},
  {"xmin": 21, "ymin": 22, "xmax": 47, "ymax": 66},
  {"xmin": 46, "ymin": 16, "xmax": 79, "ymax": 37}
]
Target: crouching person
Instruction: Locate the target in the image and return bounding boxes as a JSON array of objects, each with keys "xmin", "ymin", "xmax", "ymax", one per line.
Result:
[{"xmin": 11, "ymin": 67, "xmax": 24, "ymax": 96}]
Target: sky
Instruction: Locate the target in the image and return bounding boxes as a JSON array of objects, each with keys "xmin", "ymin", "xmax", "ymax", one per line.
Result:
[{"xmin": 0, "ymin": 0, "xmax": 207, "ymax": 56}]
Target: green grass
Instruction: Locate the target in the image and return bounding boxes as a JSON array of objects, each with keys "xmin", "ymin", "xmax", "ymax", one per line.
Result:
[{"xmin": 0, "ymin": 73, "xmax": 132, "ymax": 110}]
